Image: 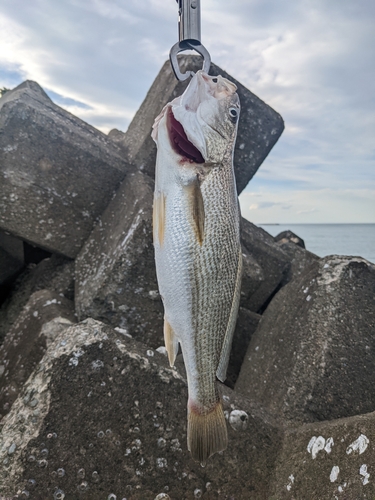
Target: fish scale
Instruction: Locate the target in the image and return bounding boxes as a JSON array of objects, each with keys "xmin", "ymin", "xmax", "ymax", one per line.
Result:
[
  {"xmin": 191, "ymin": 165, "xmax": 240, "ymax": 405},
  {"xmin": 152, "ymin": 70, "xmax": 242, "ymax": 465}
]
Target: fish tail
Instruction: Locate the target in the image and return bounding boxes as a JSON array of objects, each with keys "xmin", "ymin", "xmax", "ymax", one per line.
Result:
[{"xmin": 187, "ymin": 399, "xmax": 228, "ymax": 466}]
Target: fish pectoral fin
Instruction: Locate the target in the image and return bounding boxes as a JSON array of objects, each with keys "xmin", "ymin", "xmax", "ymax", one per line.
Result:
[
  {"xmin": 216, "ymin": 249, "xmax": 243, "ymax": 383},
  {"xmin": 164, "ymin": 318, "xmax": 179, "ymax": 367},
  {"xmin": 153, "ymin": 193, "xmax": 166, "ymax": 246},
  {"xmin": 184, "ymin": 176, "xmax": 205, "ymax": 246},
  {"xmin": 187, "ymin": 401, "xmax": 228, "ymax": 466}
]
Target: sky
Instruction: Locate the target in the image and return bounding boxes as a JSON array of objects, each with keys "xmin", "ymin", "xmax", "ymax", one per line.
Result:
[{"xmin": 0, "ymin": 0, "xmax": 374, "ymax": 223}]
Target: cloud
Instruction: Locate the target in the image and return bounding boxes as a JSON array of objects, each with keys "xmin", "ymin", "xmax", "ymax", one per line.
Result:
[
  {"xmin": 0, "ymin": 0, "xmax": 374, "ymax": 222},
  {"xmin": 0, "ymin": 0, "xmax": 177, "ymax": 131},
  {"xmin": 240, "ymin": 188, "xmax": 375, "ymax": 223}
]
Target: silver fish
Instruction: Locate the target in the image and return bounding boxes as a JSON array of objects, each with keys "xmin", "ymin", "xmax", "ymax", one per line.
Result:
[{"xmin": 151, "ymin": 70, "xmax": 242, "ymax": 465}]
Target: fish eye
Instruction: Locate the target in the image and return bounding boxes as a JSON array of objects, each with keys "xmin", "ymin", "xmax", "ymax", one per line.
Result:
[
  {"xmin": 212, "ymin": 77, "xmax": 218, "ymax": 83},
  {"xmin": 229, "ymin": 107, "xmax": 238, "ymax": 122}
]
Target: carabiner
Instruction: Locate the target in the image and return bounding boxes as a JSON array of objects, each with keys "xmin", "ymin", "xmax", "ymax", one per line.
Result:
[
  {"xmin": 169, "ymin": 40, "xmax": 211, "ymax": 81},
  {"xmin": 169, "ymin": 0, "xmax": 211, "ymax": 81}
]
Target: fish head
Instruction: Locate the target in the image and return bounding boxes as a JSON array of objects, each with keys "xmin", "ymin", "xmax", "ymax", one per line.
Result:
[{"xmin": 152, "ymin": 70, "xmax": 240, "ymax": 166}]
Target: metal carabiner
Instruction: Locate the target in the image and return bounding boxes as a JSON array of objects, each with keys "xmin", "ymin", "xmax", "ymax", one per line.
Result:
[{"xmin": 169, "ymin": 0, "xmax": 211, "ymax": 81}]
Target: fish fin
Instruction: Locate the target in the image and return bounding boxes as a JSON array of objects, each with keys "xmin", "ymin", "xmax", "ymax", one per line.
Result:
[
  {"xmin": 184, "ymin": 177, "xmax": 205, "ymax": 246},
  {"xmin": 187, "ymin": 401, "xmax": 228, "ymax": 466},
  {"xmin": 153, "ymin": 193, "xmax": 166, "ymax": 246},
  {"xmin": 216, "ymin": 249, "xmax": 243, "ymax": 382},
  {"xmin": 164, "ymin": 318, "xmax": 179, "ymax": 367}
]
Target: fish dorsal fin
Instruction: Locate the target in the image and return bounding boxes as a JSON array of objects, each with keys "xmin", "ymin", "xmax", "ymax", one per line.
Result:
[
  {"xmin": 164, "ymin": 318, "xmax": 179, "ymax": 367},
  {"xmin": 153, "ymin": 193, "xmax": 166, "ymax": 246},
  {"xmin": 216, "ymin": 249, "xmax": 243, "ymax": 382},
  {"xmin": 184, "ymin": 176, "xmax": 205, "ymax": 246}
]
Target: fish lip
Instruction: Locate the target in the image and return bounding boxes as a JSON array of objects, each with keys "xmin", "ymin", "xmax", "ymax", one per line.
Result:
[{"xmin": 167, "ymin": 107, "xmax": 206, "ymax": 164}]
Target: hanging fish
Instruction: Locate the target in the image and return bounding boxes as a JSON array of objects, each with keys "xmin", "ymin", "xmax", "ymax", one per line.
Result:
[{"xmin": 152, "ymin": 70, "xmax": 242, "ymax": 465}]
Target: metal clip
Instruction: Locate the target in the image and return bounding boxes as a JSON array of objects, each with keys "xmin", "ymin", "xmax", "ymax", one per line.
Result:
[{"xmin": 169, "ymin": 0, "xmax": 211, "ymax": 81}]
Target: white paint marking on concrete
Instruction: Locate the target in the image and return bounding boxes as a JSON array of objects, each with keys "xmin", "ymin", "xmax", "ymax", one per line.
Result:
[
  {"xmin": 360, "ymin": 464, "xmax": 370, "ymax": 485},
  {"xmin": 325, "ymin": 437, "xmax": 334, "ymax": 453},
  {"xmin": 307, "ymin": 436, "xmax": 316, "ymax": 453},
  {"xmin": 286, "ymin": 474, "xmax": 294, "ymax": 491},
  {"xmin": 330, "ymin": 466, "xmax": 340, "ymax": 483},
  {"xmin": 307, "ymin": 436, "xmax": 326, "ymax": 459},
  {"xmin": 318, "ymin": 257, "xmax": 374, "ymax": 286},
  {"xmin": 346, "ymin": 434, "xmax": 369, "ymax": 455}
]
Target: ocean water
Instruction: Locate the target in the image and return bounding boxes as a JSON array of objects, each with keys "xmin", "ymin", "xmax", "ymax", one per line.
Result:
[{"xmin": 258, "ymin": 224, "xmax": 375, "ymax": 264}]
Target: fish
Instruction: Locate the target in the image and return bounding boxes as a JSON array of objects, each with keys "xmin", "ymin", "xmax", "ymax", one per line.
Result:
[{"xmin": 151, "ymin": 70, "xmax": 242, "ymax": 465}]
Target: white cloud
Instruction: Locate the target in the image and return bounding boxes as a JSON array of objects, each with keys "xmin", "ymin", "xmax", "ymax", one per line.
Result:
[
  {"xmin": 0, "ymin": 0, "xmax": 374, "ymax": 221},
  {"xmin": 240, "ymin": 188, "xmax": 375, "ymax": 223}
]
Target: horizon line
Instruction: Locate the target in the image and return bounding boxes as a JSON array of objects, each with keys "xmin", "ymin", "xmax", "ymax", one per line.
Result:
[{"xmin": 255, "ymin": 222, "xmax": 375, "ymax": 225}]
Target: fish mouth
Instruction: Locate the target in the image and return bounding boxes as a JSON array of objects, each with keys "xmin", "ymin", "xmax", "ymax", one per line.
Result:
[{"xmin": 167, "ymin": 107, "xmax": 205, "ymax": 164}]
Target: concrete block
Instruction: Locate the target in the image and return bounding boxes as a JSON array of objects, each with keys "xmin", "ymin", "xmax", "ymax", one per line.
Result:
[
  {"xmin": 240, "ymin": 245, "xmax": 265, "ymax": 309},
  {"xmin": 0, "ymin": 254, "xmax": 74, "ymax": 342},
  {"xmin": 275, "ymin": 230, "xmax": 306, "ymax": 249},
  {"xmin": 236, "ymin": 255, "xmax": 375, "ymax": 425},
  {"xmin": 0, "ymin": 318, "xmax": 282, "ymax": 499},
  {"xmin": 75, "ymin": 171, "xmax": 164, "ymax": 348},
  {"xmin": 226, "ymin": 307, "xmax": 261, "ymax": 389},
  {"xmin": 109, "ymin": 56, "xmax": 284, "ymax": 194},
  {"xmin": 269, "ymin": 412, "xmax": 375, "ymax": 499},
  {"xmin": 0, "ymin": 230, "xmax": 24, "ymax": 286},
  {"xmin": 0, "ymin": 230, "xmax": 24, "ymax": 261},
  {"xmin": 240, "ymin": 218, "xmax": 290, "ymax": 313},
  {"xmin": 277, "ymin": 241, "xmax": 319, "ymax": 285},
  {"xmin": 0, "ymin": 290, "xmax": 75, "ymax": 418},
  {"xmin": 0, "ymin": 81, "xmax": 133, "ymax": 258}
]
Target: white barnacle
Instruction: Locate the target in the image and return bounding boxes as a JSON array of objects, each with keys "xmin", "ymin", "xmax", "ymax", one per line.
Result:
[
  {"xmin": 157, "ymin": 457, "xmax": 168, "ymax": 469},
  {"xmin": 229, "ymin": 410, "xmax": 249, "ymax": 431},
  {"xmin": 346, "ymin": 434, "xmax": 369, "ymax": 455}
]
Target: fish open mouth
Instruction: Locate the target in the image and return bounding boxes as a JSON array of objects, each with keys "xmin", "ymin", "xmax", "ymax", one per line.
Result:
[{"xmin": 167, "ymin": 108, "xmax": 205, "ymax": 164}]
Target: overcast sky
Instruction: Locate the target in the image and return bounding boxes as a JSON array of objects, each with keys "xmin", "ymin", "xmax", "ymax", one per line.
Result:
[{"xmin": 1, "ymin": 0, "xmax": 374, "ymax": 223}]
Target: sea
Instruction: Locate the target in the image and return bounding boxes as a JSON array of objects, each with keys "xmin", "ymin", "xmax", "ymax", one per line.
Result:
[{"xmin": 257, "ymin": 224, "xmax": 375, "ymax": 264}]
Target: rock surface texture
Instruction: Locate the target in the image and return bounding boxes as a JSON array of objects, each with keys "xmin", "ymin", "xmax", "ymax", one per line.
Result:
[
  {"xmin": 269, "ymin": 412, "xmax": 375, "ymax": 499},
  {"xmin": 274, "ymin": 230, "xmax": 306, "ymax": 248},
  {"xmin": 0, "ymin": 290, "xmax": 75, "ymax": 419},
  {"xmin": 0, "ymin": 231, "xmax": 24, "ymax": 287},
  {"xmin": 1, "ymin": 64, "xmax": 373, "ymax": 499},
  {"xmin": 75, "ymin": 171, "xmax": 164, "ymax": 348},
  {"xmin": 236, "ymin": 255, "xmax": 375, "ymax": 425},
  {"xmin": 226, "ymin": 308, "xmax": 261, "ymax": 389},
  {"xmin": 0, "ymin": 81, "xmax": 133, "ymax": 258},
  {"xmin": 0, "ymin": 319, "xmax": 282, "ymax": 499},
  {"xmin": 0, "ymin": 254, "xmax": 74, "ymax": 342},
  {"xmin": 240, "ymin": 217, "xmax": 291, "ymax": 313},
  {"xmin": 276, "ymin": 240, "xmax": 318, "ymax": 285}
]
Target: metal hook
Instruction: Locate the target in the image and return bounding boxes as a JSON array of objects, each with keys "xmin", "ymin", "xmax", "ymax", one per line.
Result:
[
  {"xmin": 169, "ymin": 40, "xmax": 211, "ymax": 81},
  {"xmin": 169, "ymin": 0, "xmax": 211, "ymax": 81}
]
